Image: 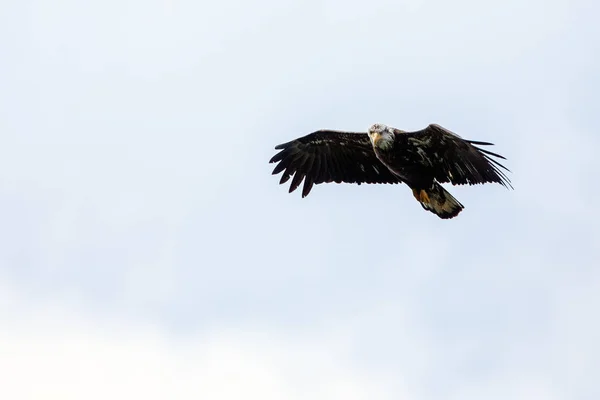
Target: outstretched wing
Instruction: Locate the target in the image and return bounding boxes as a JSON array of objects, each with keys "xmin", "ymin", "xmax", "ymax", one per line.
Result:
[
  {"xmin": 404, "ymin": 124, "xmax": 512, "ymax": 188},
  {"xmin": 269, "ymin": 130, "xmax": 401, "ymax": 197}
]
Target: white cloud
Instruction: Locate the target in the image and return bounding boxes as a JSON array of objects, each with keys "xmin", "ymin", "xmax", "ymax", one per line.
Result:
[
  {"xmin": 0, "ymin": 301, "xmax": 401, "ymax": 400},
  {"xmin": 2, "ymin": 264, "xmax": 600, "ymax": 400}
]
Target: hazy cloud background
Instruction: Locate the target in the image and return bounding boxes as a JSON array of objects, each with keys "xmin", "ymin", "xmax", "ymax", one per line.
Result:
[{"xmin": 1, "ymin": 0, "xmax": 598, "ymax": 399}]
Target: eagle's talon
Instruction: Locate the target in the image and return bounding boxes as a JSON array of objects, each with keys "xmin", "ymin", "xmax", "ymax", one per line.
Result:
[{"xmin": 419, "ymin": 190, "xmax": 430, "ymax": 204}]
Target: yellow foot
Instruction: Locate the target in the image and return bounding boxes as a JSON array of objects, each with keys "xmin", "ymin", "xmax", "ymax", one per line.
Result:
[
  {"xmin": 412, "ymin": 189, "xmax": 431, "ymax": 204},
  {"xmin": 419, "ymin": 189, "xmax": 430, "ymax": 204}
]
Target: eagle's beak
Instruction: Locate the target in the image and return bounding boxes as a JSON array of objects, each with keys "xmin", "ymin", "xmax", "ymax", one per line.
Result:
[{"xmin": 370, "ymin": 132, "xmax": 381, "ymax": 146}]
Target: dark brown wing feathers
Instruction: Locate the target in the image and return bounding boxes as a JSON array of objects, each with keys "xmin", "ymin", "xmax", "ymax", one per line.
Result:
[
  {"xmin": 408, "ymin": 124, "xmax": 512, "ymax": 189},
  {"xmin": 269, "ymin": 130, "xmax": 400, "ymax": 197}
]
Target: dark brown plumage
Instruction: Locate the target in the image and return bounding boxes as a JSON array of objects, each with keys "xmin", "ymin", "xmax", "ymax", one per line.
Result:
[
  {"xmin": 269, "ymin": 130, "xmax": 401, "ymax": 198},
  {"xmin": 269, "ymin": 123, "xmax": 511, "ymax": 219},
  {"xmin": 401, "ymin": 124, "xmax": 511, "ymax": 189}
]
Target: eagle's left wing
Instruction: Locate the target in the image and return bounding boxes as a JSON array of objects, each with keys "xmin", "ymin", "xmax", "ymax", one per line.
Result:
[{"xmin": 404, "ymin": 124, "xmax": 512, "ymax": 188}]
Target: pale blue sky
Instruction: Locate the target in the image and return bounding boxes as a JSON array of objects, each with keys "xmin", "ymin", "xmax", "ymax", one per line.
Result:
[{"xmin": 1, "ymin": 0, "xmax": 599, "ymax": 399}]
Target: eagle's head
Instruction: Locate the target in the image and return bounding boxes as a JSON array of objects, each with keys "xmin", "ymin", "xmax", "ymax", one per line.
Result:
[{"xmin": 368, "ymin": 123, "xmax": 394, "ymax": 150}]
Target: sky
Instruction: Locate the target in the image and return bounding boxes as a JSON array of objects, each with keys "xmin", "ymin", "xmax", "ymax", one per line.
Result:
[{"xmin": 1, "ymin": 0, "xmax": 599, "ymax": 399}]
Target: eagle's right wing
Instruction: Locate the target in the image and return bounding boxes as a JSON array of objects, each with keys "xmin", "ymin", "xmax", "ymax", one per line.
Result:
[{"xmin": 269, "ymin": 130, "xmax": 401, "ymax": 197}]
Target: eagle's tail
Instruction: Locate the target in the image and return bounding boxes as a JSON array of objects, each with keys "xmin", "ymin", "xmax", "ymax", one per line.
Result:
[{"xmin": 412, "ymin": 183, "xmax": 464, "ymax": 219}]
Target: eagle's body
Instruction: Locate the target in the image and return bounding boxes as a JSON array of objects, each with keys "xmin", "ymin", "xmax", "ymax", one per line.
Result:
[{"xmin": 269, "ymin": 123, "xmax": 511, "ymax": 219}]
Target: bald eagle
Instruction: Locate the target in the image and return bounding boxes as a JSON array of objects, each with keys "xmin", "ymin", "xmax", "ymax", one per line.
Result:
[{"xmin": 269, "ymin": 123, "xmax": 511, "ymax": 219}]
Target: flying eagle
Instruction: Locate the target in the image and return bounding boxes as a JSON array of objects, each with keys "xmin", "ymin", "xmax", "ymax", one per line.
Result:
[{"xmin": 269, "ymin": 123, "xmax": 511, "ymax": 219}]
